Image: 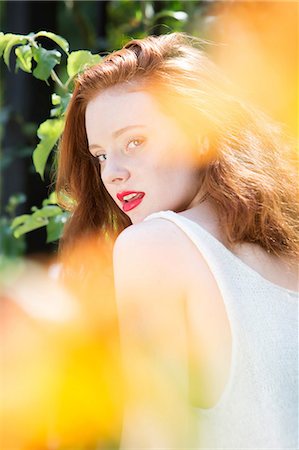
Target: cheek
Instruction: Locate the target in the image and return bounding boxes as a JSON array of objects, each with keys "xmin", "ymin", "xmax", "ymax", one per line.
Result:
[{"xmin": 99, "ymin": 171, "xmax": 113, "ymax": 196}]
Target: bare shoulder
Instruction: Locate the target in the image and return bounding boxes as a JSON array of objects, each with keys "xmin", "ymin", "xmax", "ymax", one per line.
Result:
[
  {"xmin": 113, "ymin": 217, "xmax": 188, "ymax": 266},
  {"xmin": 113, "ymin": 218, "xmax": 191, "ymax": 300},
  {"xmin": 114, "ymin": 217, "xmax": 184, "ymax": 251},
  {"xmin": 113, "ymin": 216, "xmax": 221, "ymax": 306}
]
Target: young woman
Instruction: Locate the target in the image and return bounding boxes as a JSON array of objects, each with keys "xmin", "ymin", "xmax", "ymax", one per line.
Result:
[{"xmin": 56, "ymin": 33, "xmax": 298, "ymax": 449}]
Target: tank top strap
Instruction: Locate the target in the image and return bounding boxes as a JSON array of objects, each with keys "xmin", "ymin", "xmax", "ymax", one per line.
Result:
[
  {"xmin": 143, "ymin": 210, "xmax": 298, "ymax": 299},
  {"xmin": 144, "ymin": 209, "xmax": 246, "ymax": 297}
]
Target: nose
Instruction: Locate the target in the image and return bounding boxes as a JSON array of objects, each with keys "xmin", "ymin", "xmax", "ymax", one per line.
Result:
[{"xmin": 100, "ymin": 157, "xmax": 130, "ymax": 185}]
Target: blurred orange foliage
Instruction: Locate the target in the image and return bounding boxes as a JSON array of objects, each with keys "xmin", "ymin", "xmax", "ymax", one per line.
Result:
[
  {"xmin": 1, "ymin": 236, "xmax": 123, "ymax": 449},
  {"xmin": 208, "ymin": 1, "xmax": 297, "ymax": 134}
]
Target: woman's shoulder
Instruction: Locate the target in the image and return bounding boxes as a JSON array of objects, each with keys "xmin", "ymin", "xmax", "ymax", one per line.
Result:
[
  {"xmin": 114, "ymin": 216, "xmax": 184, "ymax": 250},
  {"xmin": 113, "ymin": 217, "xmax": 204, "ymax": 298},
  {"xmin": 113, "ymin": 215, "xmax": 224, "ymax": 301},
  {"xmin": 113, "ymin": 217, "xmax": 188, "ymax": 271}
]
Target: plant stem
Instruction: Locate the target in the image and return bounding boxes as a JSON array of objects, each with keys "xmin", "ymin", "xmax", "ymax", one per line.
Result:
[
  {"xmin": 50, "ymin": 69, "xmax": 66, "ymax": 91},
  {"xmin": 64, "ymin": 76, "xmax": 74, "ymax": 90}
]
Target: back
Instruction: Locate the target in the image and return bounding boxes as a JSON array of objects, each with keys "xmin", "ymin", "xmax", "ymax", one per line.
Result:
[{"xmin": 144, "ymin": 210, "xmax": 298, "ymax": 449}]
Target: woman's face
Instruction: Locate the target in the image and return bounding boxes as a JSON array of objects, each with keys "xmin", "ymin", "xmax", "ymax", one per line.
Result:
[{"xmin": 85, "ymin": 86, "xmax": 202, "ymax": 224}]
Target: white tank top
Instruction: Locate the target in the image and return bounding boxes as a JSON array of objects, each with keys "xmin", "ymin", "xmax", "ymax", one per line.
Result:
[{"xmin": 144, "ymin": 210, "xmax": 298, "ymax": 449}]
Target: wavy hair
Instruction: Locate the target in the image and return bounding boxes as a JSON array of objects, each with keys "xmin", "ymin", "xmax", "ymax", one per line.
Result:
[{"xmin": 56, "ymin": 32, "xmax": 298, "ymax": 258}]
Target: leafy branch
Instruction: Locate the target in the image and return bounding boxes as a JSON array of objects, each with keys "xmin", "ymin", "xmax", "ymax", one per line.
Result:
[
  {"xmin": 0, "ymin": 31, "xmax": 101, "ymax": 242},
  {"xmin": 11, "ymin": 192, "xmax": 70, "ymax": 243}
]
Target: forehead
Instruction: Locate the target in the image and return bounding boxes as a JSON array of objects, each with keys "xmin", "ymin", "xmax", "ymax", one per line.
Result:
[
  {"xmin": 85, "ymin": 85, "xmax": 163, "ymax": 131},
  {"xmin": 85, "ymin": 85, "xmax": 185, "ymax": 141}
]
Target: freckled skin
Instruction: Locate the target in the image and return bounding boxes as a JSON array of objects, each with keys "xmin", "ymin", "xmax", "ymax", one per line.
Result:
[{"xmin": 85, "ymin": 87, "xmax": 203, "ymax": 223}]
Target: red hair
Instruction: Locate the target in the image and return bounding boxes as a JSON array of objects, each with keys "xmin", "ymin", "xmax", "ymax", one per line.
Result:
[{"xmin": 56, "ymin": 33, "xmax": 298, "ymax": 258}]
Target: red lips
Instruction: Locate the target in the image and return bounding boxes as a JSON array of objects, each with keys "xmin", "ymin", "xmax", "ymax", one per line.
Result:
[{"xmin": 117, "ymin": 191, "xmax": 145, "ymax": 212}]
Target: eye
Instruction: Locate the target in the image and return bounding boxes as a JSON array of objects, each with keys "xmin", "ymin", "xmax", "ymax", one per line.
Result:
[
  {"xmin": 96, "ymin": 154, "xmax": 107, "ymax": 164},
  {"xmin": 125, "ymin": 136, "xmax": 146, "ymax": 151}
]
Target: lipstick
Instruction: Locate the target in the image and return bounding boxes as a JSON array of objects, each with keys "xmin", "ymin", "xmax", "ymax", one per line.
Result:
[{"xmin": 117, "ymin": 191, "xmax": 145, "ymax": 212}]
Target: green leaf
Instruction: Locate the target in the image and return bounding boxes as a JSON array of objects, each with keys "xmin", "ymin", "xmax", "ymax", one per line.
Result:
[
  {"xmin": 15, "ymin": 44, "xmax": 33, "ymax": 73},
  {"xmin": 32, "ymin": 46, "xmax": 61, "ymax": 81},
  {"xmin": 42, "ymin": 191, "xmax": 58, "ymax": 206},
  {"xmin": 0, "ymin": 217, "xmax": 26, "ymax": 257},
  {"xmin": 33, "ymin": 118, "xmax": 65, "ymax": 179},
  {"xmin": 50, "ymin": 92, "xmax": 72, "ymax": 117},
  {"xmin": 46, "ymin": 212, "xmax": 69, "ymax": 243},
  {"xmin": 0, "ymin": 33, "xmax": 13, "ymax": 58},
  {"xmin": 52, "ymin": 93, "xmax": 61, "ymax": 106},
  {"xmin": 67, "ymin": 50, "xmax": 101, "ymax": 78},
  {"xmin": 10, "ymin": 202, "xmax": 64, "ymax": 239},
  {"xmin": 12, "ymin": 215, "xmax": 48, "ymax": 239},
  {"xmin": 32, "ymin": 205, "xmax": 62, "ymax": 218},
  {"xmin": 3, "ymin": 35, "xmax": 27, "ymax": 68},
  {"xmin": 50, "ymin": 93, "xmax": 62, "ymax": 117},
  {"xmin": 11, "ymin": 214, "xmax": 30, "ymax": 230},
  {"xmin": 35, "ymin": 31, "xmax": 69, "ymax": 54}
]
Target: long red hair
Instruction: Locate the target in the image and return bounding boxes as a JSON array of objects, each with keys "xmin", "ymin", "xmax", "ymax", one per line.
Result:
[{"xmin": 56, "ymin": 33, "xmax": 298, "ymax": 258}]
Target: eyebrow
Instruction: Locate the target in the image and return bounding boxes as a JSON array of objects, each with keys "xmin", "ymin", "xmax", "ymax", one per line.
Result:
[
  {"xmin": 88, "ymin": 125, "xmax": 145, "ymax": 152},
  {"xmin": 112, "ymin": 124, "xmax": 145, "ymax": 138}
]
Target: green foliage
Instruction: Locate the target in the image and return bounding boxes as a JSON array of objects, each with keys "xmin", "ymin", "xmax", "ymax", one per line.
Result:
[
  {"xmin": 50, "ymin": 92, "xmax": 72, "ymax": 118},
  {"xmin": 2, "ymin": 34, "xmax": 27, "ymax": 66},
  {"xmin": 15, "ymin": 44, "xmax": 33, "ymax": 72},
  {"xmin": 105, "ymin": 0, "xmax": 200, "ymax": 50},
  {"xmin": 0, "ymin": 30, "xmax": 101, "ymax": 247},
  {"xmin": 32, "ymin": 47, "xmax": 61, "ymax": 81},
  {"xmin": 67, "ymin": 50, "xmax": 101, "ymax": 78},
  {"xmin": 11, "ymin": 192, "xmax": 69, "ymax": 243},
  {"xmin": 33, "ymin": 117, "xmax": 65, "ymax": 179},
  {"xmin": 0, "ymin": 194, "xmax": 26, "ymax": 258},
  {"xmin": 34, "ymin": 30, "xmax": 70, "ymax": 54},
  {"xmin": 0, "ymin": 216, "xmax": 26, "ymax": 257}
]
